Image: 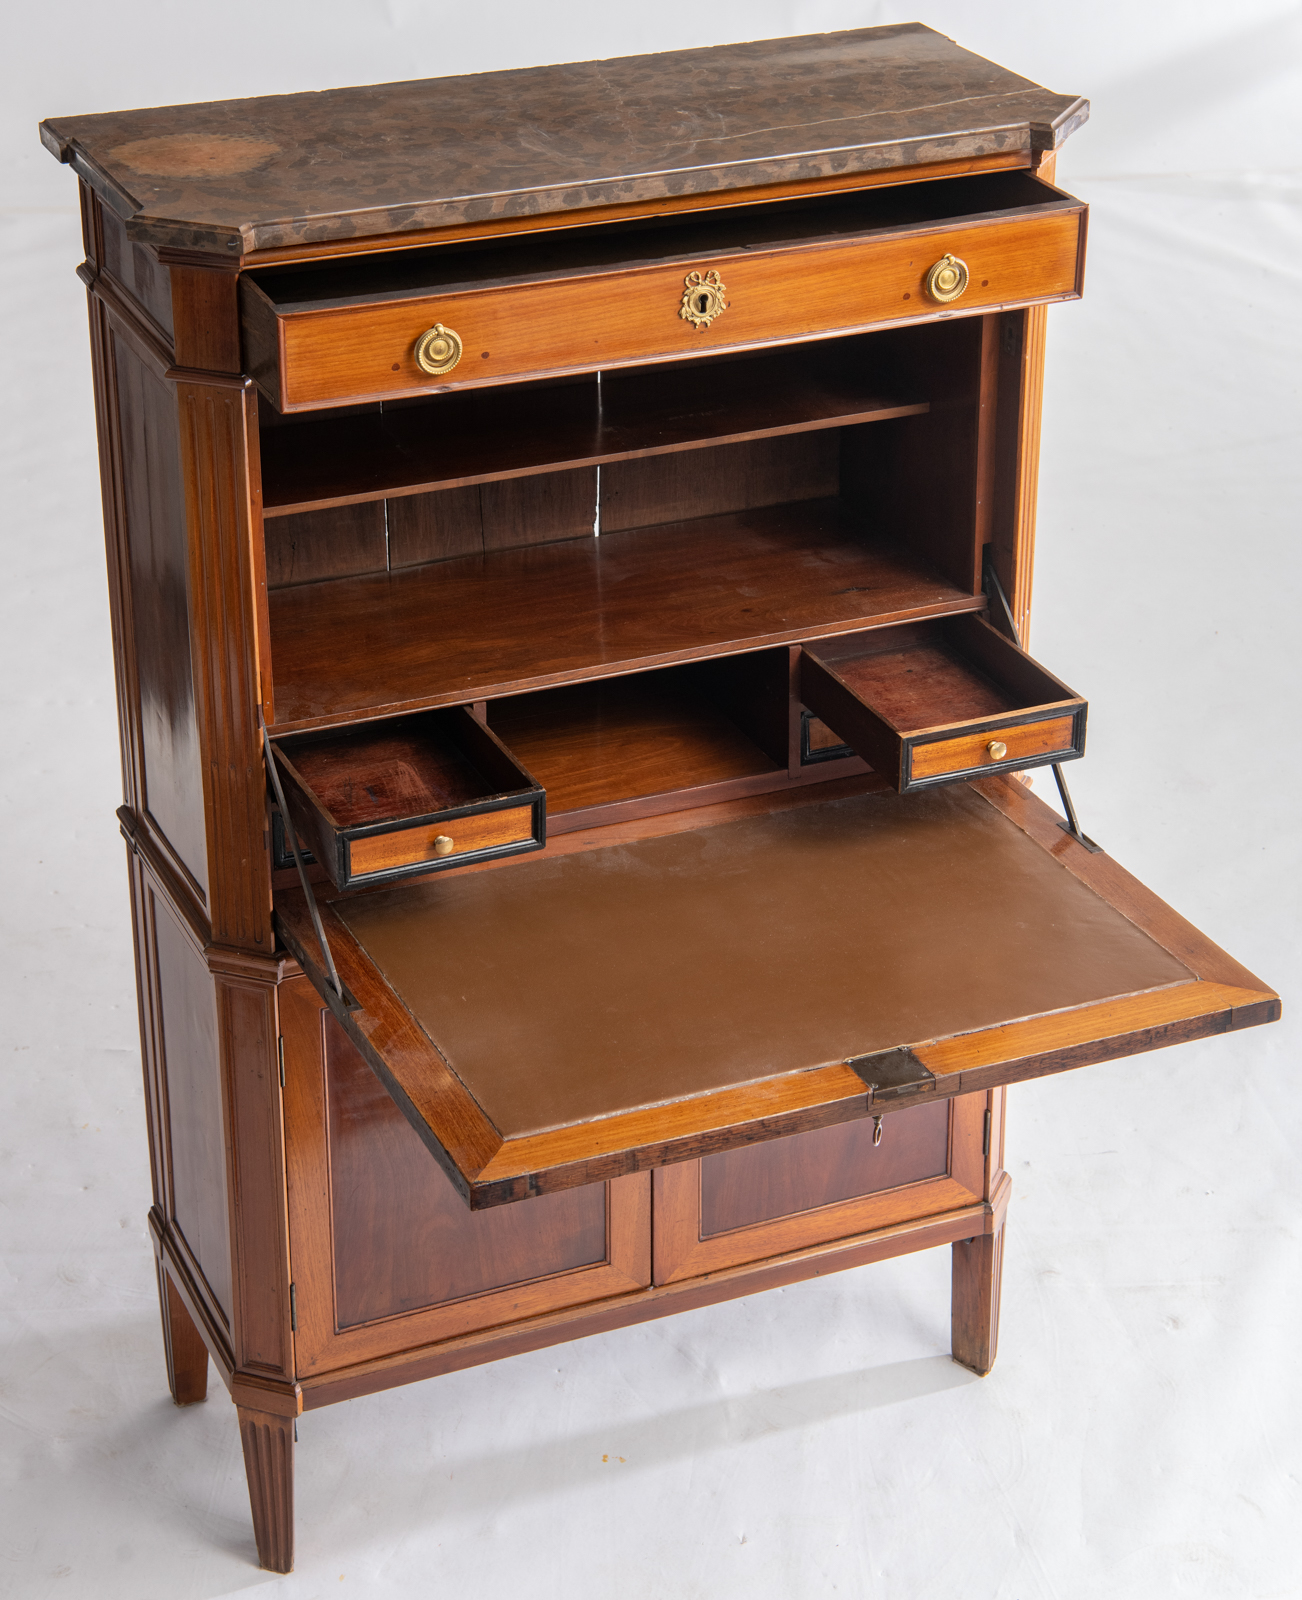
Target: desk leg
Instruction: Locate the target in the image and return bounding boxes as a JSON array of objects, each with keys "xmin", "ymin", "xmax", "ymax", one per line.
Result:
[
  {"xmin": 951, "ymin": 1215, "xmax": 1006, "ymax": 1376},
  {"xmin": 157, "ymin": 1261, "xmax": 208, "ymax": 1405},
  {"xmin": 238, "ymin": 1406, "xmax": 295, "ymax": 1573}
]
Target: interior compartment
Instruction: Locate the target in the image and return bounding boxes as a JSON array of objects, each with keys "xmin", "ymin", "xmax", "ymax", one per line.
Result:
[
  {"xmin": 486, "ymin": 652, "xmax": 802, "ymax": 830},
  {"xmin": 270, "ymin": 706, "xmax": 544, "ymax": 889},
  {"xmin": 263, "ymin": 322, "xmax": 988, "ymax": 731},
  {"xmin": 800, "ymin": 614, "xmax": 1086, "ymax": 793}
]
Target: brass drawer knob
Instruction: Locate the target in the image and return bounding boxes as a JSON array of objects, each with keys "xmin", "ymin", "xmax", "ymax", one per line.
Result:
[
  {"xmin": 925, "ymin": 254, "xmax": 969, "ymax": 304},
  {"xmin": 414, "ymin": 324, "xmax": 463, "ymax": 376},
  {"xmin": 987, "ymin": 740, "xmax": 1008, "ymax": 761},
  {"xmin": 433, "ymin": 834, "xmax": 455, "ymax": 856}
]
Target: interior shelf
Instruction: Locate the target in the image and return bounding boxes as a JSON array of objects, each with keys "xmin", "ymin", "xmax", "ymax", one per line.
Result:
[
  {"xmin": 259, "ymin": 341, "xmax": 929, "ymax": 516},
  {"xmin": 267, "ymin": 499, "xmax": 981, "ymax": 732}
]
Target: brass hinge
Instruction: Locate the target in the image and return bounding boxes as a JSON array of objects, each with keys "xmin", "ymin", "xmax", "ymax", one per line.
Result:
[
  {"xmin": 277, "ymin": 1034, "xmax": 285, "ymax": 1088},
  {"xmin": 289, "ymin": 1282, "xmax": 297, "ymax": 1333},
  {"xmin": 983, "ymin": 1109, "xmax": 991, "ymax": 1158}
]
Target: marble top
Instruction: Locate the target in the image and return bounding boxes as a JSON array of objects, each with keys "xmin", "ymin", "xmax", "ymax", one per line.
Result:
[{"xmin": 40, "ymin": 24, "xmax": 1086, "ymax": 255}]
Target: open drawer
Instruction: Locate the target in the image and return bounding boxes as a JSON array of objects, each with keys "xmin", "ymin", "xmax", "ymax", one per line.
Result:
[
  {"xmin": 242, "ymin": 170, "xmax": 1086, "ymax": 412},
  {"xmin": 269, "ymin": 706, "xmax": 545, "ymax": 890},
  {"xmin": 800, "ymin": 614, "xmax": 1086, "ymax": 792},
  {"xmin": 274, "ymin": 778, "xmax": 1278, "ymax": 1208}
]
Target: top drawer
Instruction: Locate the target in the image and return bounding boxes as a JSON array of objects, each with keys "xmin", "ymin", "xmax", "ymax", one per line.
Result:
[{"xmin": 242, "ymin": 171, "xmax": 1086, "ymax": 413}]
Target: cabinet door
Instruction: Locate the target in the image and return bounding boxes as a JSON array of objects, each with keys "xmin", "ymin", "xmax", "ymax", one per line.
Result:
[
  {"xmin": 279, "ymin": 977, "xmax": 649, "ymax": 1377},
  {"xmin": 653, "ymin": 1095, "xmax": 986, "ymax": 1285}
]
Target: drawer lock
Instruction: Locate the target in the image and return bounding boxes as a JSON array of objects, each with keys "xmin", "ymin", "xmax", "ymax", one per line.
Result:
[
  {"xmin": 925, "ymin": 253, "xmax": 969, "ymax": 304},
  {"xmin": 987, "ymin": 739, "xmax": 1008, "ymax": 761},
  {"xmin": 414, "ymin": 323, "xmax": 463, "ymax": 376},
  {"xmin": 679, "ymin": 269, "xmax": 728, "ymax": 330}
]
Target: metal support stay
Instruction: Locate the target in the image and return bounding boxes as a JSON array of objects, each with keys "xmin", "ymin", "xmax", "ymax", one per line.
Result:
[
  {"xmin": 258, "ymin": 707, "xmax": 345, "ymax": 1000},
  {"xmin": 982, "ymin": 553, "xmax": 1101, "ymax": 852}
]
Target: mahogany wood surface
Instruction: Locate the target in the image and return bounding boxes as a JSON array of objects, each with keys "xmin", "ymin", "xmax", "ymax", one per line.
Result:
[
  {"xmin": 347, "ymin": 804, "xmax": 535, "ymax": 876},
  {"xmin": 264, "ymin": 499, "xmax": 386, "ymax": 587},
  {"xmin": 279, "ymin": 977, "xmax": 651, "ymax": 1376},
  {"xmin": 297, "ymin": 1201, "xmax": 1001, "ymax": 1411},
  {"xmin": 700, "ymin": 1098, "xmax": 952, "ymax": 1234},
  {"xmin": 45, "ymin": 31, "xmax": 1284, "ymax": 1578},
  {"xmin": 150, "ymin": 896, "xmax": 232, "ymax": 1319},
  {"xmin": 911, "ymin": 715, "xmax": 1075, "ymax": 779},
  {"xmin": 260, "ymin": 203, "xmax": 1082, "ymax": 411},
  {"xmin": 158, "ymin": 1259, "xmax": 210, "ymax": 1405},
  {"xmin": 258, "ymin": 341, "xmax": 929, "ymax": 517},
  {"xmin": 110, "ymin": 320, "xmax": 210, "ymax": 897},
  {"xmin": 487, "ymin": 672, "xmax": 780, "ymax": 814},
  {"xmin": 238, "ymin": 1406, "xmax": 294, "ymax": 1572},
  {"xmin": 800, "ymin": 613, "xmax": 1086, "ymax": 790},
  {"xmin": 952, "ymin": 1214, "xmax": 1006, "ymax": 1376},
  {"xmin": 267, "ymin": 502, "xmax": 981, "ymax": 731},
  {"xmin": 654, "ymin": 1095, "xmax": 985, "ymax": 1284},
  {"xmin": 323, "ymin": 1010, "xmax": 608, "ymax": 1326}
]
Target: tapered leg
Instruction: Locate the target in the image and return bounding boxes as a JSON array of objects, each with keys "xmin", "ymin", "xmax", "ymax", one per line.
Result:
[
  {"xmin": 951, "ymin": 1216, "xmax": 1006, "ymax": 1376},
  {"xmin": 157, "ymin": 1261, "xmax": 209, "ymax": 1405},
  {"xmin": 238, "ymin": 1406, "xmax": 295, "ymax": 1573}
]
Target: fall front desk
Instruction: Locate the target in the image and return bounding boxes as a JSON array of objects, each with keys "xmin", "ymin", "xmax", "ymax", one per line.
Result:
[{"xmin": 41, "ymin": 24, "xmax": 1277, "ymax": 1571}]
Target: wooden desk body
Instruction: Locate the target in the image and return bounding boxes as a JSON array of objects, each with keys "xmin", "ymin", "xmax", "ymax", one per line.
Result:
[{"xmin": 42, "ymin": 26, "xmax": 1278, "ymax": 1572}]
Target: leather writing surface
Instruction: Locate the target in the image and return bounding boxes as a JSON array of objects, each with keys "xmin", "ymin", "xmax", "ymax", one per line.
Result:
[{"xmin": 334, "ymin": 786, "xmax": 1191, "ymax": 1139}]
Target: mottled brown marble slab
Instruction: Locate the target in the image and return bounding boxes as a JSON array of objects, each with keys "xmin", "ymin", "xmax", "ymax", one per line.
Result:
[{"xmin": 40, "ymin": 24, "xmax": 1086, "ymax": 254}]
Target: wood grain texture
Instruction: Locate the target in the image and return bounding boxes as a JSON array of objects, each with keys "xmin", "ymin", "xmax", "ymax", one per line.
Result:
[
  {"xmin": 107, "ymin": 312, "xmax": 209, "ymax": 898},
  {"xmin": 279, "ymin": 976, "xmax": 650, "ymax": 1375},
  {"xmin": 654, "ymin": 1094, "xmax": 985, "ymax": 1283},
  {"xmin": 267, "ymin": 501, "xmax": 981, "ymax": 732},
  {"xmin": 237, "ymin": 1407, "xmax": 294, "ymax": 1573},
  {"xmin": 213, "ymin": 953, "xmax": 294, "ymax": 1380},
  {"xmin": 169, "ymin": 264, "xmax": 241, "ymax": 372},
  {"xmin": 322, "ymin": 1009, "xmax": 608, "ymax": 1327},
  {"xmin": 910, "ymin": 713, "xmax": 1075, "ymax": 778},
  {"xmin": 267, "ymin": 208, "xmax": 1082, "ymax": 411},
  {"xmin": 600, "ymin": 433, "xmax": 838, "ymax": 533},
  {"xmin": 700, "ymin": 1096, "xmax": 953, "ymax": 1233},
  {"xmin": 264, "ymin": 500, "xmax": 387, "ymax": 588},
  {"xmin": 486, "ymin": 672, "xmax": 780, "ymax": 815},
  {"xmin": 152, "ymin": 895, "xmax": 233, "ymax": 1320},
  {"xmin": 258, "ymin": 343, "xmax": 927, "ymax": 518},
  {"xmin": 347, "ymin": 804, "xmax": 534, "ymax": 876},
  {"xmin": 175, "ymin": 378, "xmax": 273, "ymax": 949},
  {"xmin": 96, "ymin": 194, "xmax": 173, "ymax": 340},
  {"xmin": 952, "ymin": 1202, "xmax": 1007, "ymax": 1375},
  {"xmin": 386, "ymin": 485, "xmax": 483, "ymax": 566},
  {"xmin": 158, "ymin": 1259, "xmax": 209, "ymax": 1404},
  {"xmin": 298, "ymin": 1201, "xmax": 997, "ymax": 1411}
]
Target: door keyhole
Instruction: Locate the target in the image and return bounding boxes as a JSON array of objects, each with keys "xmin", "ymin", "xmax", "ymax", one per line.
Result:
[{"xmin": 697, "ymin": 294, "xmax": 709, "ymax": 313}]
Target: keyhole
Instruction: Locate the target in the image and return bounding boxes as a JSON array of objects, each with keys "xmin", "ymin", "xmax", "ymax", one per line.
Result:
[{"xmin": 697, "ymin": 294, "xmax": 709, "ymax": 313}]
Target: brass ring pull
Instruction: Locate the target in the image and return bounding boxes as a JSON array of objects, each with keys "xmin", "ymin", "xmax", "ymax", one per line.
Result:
[
  {"xmin": 433, "ymin": 835, "xmax": 455, "ymax": 857},
  {"xmin": 987, "ymin": 740, "xmax": 1008, "ymax": 761},
  {"xmin": 414, "ymin": 324, "xmax": 463, "ymax": 376},
  {"xmin": 925, "ymin": 254, "xmax": 969, "ymax": 304}
]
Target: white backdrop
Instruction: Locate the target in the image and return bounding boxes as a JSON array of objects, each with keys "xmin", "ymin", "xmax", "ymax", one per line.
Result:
[{"xmin": 2, "ymin": 5, "xmax": 1299, "ymax": 1597}]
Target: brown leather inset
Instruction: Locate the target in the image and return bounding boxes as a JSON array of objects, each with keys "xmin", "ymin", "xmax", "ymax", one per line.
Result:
[{"xmin": 334, "ymin": 785, "xmax": 1192, "ymax": 1140}]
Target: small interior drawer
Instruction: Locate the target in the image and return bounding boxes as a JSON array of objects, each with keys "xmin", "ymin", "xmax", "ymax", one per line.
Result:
[
  {"xmin": 242, "ymin": 171, "xmax": 1085, "ymax": 412},
  {"xmin": 799, "ymin": 615, "xmax": 1086, "ymax": 793},
  {"xmin": 270, "ymin": 708, "xmax": 545, "ymax": 889}
]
